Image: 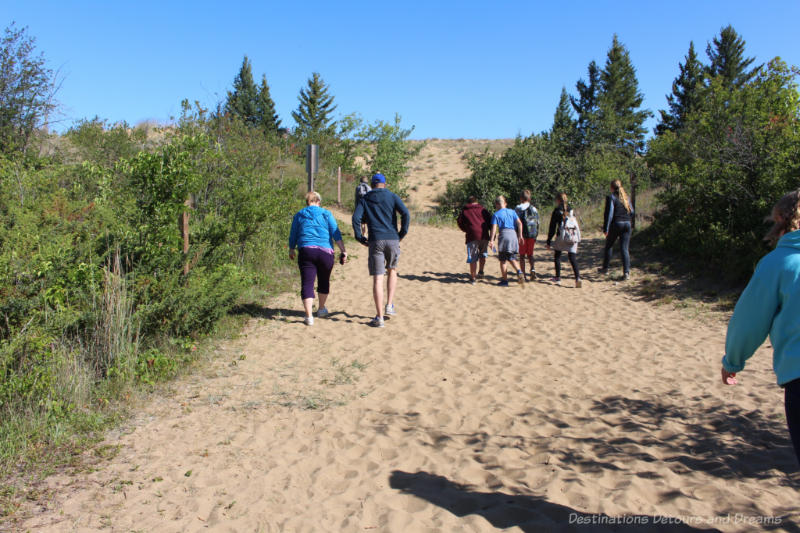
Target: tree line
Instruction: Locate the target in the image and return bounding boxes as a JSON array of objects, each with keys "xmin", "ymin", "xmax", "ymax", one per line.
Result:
[{"xmin": 440, "ymin": 25, "xmax": 800, "ymax": 281}]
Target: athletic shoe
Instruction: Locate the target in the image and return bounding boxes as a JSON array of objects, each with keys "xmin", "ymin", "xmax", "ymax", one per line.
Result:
[
  {"xmin": 470, "ymin": 278, "xmax": 476, "ymax": 285},
  {"xmin": 498, "ymin": 280, "xmax": 509, "ymax": 287},
  {"xmin": 316, "ymin": 307, "xmax": 329, "ymax": 318},
  {"xmin": 369, "ymin": 316, "xmax": 385, "ymax": 328},
  {"xmin": 517, "ymin": 270, "xmax": 525, "ymax": 285},
  {"xmin": 550, "ymin": 277, "xmax": 561, "ymax": 285},
  {"xmin": 530, "ymin": 270, "xmax": 536, "ymax": 280},
  {"xmin": 623, "ymin": 273, "xmax": 631, "ymax": 281},
  {"xmin": 385, "ymin": 304, "xmax": 397, "ymax": 316},
  {"xmin": 598, "ymin": 268, "xmax": 608, "ymax": 275},
  {"xmin": 575, "ymin": 279, "xmax": 582, "ymax": 288},
  {"xmin": 304, "ymin": 316, "xmax": 314, "ymax": 326},
  {"xmin": 477, "ymin": 271, "xmax": 484, "ymax": 279}
]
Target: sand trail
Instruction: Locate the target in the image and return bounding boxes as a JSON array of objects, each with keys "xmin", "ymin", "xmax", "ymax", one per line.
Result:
[{"xmin": 19, "ymin": 222, "xmax": 800, "ymax": 532}]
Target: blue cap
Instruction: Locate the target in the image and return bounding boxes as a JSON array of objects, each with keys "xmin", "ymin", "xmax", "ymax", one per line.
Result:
[{"xmin": 371, "ymin": 173, "xmax": 386, "ymax": 185}]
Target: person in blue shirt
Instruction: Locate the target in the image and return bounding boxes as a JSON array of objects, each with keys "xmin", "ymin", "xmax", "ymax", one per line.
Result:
[
  {"xmin": 488, "ymin": 195, "xmax": 525, "ymax": 287},
  {"xmin": 352, "ymin": 173, "xmax": 410, "ymax": 328},
  {"xmin": 289, "ymin": 191, "xmax": 347, "ymax": 326},
  {"xmin": 721, "ymin": 189, "xmax": 800, "ymax": 465}
]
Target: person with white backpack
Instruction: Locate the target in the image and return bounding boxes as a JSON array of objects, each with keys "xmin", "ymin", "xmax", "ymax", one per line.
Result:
[
  {"xmin": 514, "ymin": 190, "xmax": 539, "ymax": 280},
  {"xmin": 546, "ymin": 192, "xmax": 582, "ymax": 288}
]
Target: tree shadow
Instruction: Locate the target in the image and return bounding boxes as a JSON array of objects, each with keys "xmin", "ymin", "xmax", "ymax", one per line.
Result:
[
  {"xmin": 229, "ymin": 303, "xmax": 371, "ymax": 323},
  {"xmin": 400, "ymin": 271, "xmax": 472, "ymax": 284},
  {"xmin": 557, "ymin": 395, "xmax": 800, "ymax": 484},
  {"xmin": 389, "ymin": 470, "xmax": 719, "ymax": 532}
]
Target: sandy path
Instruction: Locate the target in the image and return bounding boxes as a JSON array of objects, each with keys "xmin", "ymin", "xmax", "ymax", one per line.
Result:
[{"xmin": 19, "ymin": 222, "xmax": 799, "ymax": 532}]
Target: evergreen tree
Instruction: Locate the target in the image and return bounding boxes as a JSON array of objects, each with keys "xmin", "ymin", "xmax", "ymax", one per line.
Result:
[
  {"xmin": 706, "ymin": 25, "xmax": 757, "ymax": 89},
  {"xmin": 657, "ymin": 41, "xmax": 704, "ymax": 134},
  {"xmin": 291, "ymin": 72, "xmax": 337, "ymax": 143},
  {"xmin": 225, "ymin": 55, "xmax": 259, "ymax": 125},
  {"xmin": 595, "ymin": 34, "xmax": 651, "ymax": 153},
  {"xmin": 255, "ymin": 74, "xmax": 280, "ymax": 133},
  {"xmin": 550, "ymin": 86, "xmax": 579, "ymax": 153},
  {"xmin": 570, "ymin": 60, "xmax": 600, "ymax": 145}
]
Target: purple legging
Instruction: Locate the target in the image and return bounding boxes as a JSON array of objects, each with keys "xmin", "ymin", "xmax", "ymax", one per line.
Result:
[{"xmin": 298, "ymin": 247, "xmax": 334, "ymax": 300}]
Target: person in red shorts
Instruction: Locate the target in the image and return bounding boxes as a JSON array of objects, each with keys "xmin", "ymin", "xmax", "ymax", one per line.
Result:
[{"xmin": 514, "ymin": 190, "xmax": 540, "ymax": 280}]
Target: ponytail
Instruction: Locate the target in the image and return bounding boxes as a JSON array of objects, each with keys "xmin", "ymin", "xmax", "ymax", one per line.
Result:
[{"xmin": 611, "ymin": 179, "xmax": 632, "ymax": 213}]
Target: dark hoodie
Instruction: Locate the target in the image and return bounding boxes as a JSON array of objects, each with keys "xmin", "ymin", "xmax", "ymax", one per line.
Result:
[
  {"xmin": 352, "ymin": 188, "xmax": 410, "ymax": 242},
  {"xmin": 457, "ymin": 203, "xmax": 491, "ymax": 243}
]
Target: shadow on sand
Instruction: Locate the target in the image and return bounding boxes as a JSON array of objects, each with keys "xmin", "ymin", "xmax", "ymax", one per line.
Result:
[
  {"xmin": 230, "ymin": 303, "xmax": 372, "ymax": 324},
  {"xmin": 389, "ymin": 470, "xmax": 720, "ymax": 532}
]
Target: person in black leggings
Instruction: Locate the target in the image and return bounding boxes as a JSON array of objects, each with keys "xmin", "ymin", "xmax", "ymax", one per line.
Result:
[
  {"xmin": 600, "ymin": 179, "xmax": 634, "ymax": 280},
  {"xmin": 546, "ymin": 192, "xmax": 581, "ymax": 288}
]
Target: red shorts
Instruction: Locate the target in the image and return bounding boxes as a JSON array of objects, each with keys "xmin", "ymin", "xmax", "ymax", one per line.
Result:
[{"xmin": 520, "ymin": 238, "xmax": 536, "ymax": 256}]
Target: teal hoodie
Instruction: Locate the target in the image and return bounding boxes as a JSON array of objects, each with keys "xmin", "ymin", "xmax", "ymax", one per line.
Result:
[{"xmin": 723, "ymin": 229, "xmax": 800, "ymax": 385}]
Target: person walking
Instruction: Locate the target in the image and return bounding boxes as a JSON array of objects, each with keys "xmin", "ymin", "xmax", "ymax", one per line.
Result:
[
  {"xmin": 721, "ymin": 189, "xmax": 800, "ymax": 466},
  {"xmin": 488, "ymin": 195, "xmax": 525, "ymax": 287},
  {"xmin": 457, "ymin": 196, "xmax": 492, "ymax": 284},
  {"xmin": 352, "ymin": 173, "xmax": 410, "ymax": 328},
  {"xmin": 288, "ymin": 191, "xmax": 348, "ymax": 326},
  {"xmin": 354, "ymin": 176, "xmax": 372, "ymax": 238},
  {"xmin": 515, "ymin": 190, "xmax": 540, "ymax": 280},
  {"xmin": 546, "ymin": 192, "xmax": 582, "ymax": 288},
  {"xmin": 599, "ymin": 179, "xmax": 634, "ymax": 280}
]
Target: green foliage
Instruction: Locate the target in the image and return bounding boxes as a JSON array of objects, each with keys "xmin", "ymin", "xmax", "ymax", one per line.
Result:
[
  {"xmin": 292, "ymin": 72, "xmax": 337, "ymax": 145},
  {"xmin": 256, "ymin": 74, "xmax": 281, "ymax": 133},
  {"xmin": 225, "ymin": 56, "xmax": 259, "ymax": 125},
  {"xmin": 657, "ymin": 42, "xmax": 704, "ymax": 134},
  {"xmin": 706, "ymin": 25, "xmax": 758, "ymax": 89},
  {"xmin": 0, "ymin": 23, "xmax": 57, "ymax": 157},
  {"xmin": 357, "ymin": 114, "xmax": 422, "ymax": 199},
  {"xmin": 648, "ymin": 59, "xmax": 800, "ymax": 281}
]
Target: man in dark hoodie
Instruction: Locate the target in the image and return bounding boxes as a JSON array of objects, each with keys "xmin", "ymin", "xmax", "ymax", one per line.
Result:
[
  {"xmin": 457, "ymin": 196, "xmax": 491, "ymax": 284},
  {"xmin": 352, "ymin": 173, "xmax": 410, "ymax": 328}
]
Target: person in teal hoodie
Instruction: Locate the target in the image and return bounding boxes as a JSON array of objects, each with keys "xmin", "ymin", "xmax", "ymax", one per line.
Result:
[
  {"xmin": 722, "ymin": 189, "xmax": 800, "ymax": 464},
  {"xmin": 289, "ymin": 191, "xmax": 347, "ymax": 326}
]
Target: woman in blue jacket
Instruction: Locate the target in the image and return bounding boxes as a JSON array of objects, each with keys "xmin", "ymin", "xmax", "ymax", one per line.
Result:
[
  {"xmin": 289, "ymin": 192, "xmax": 348, "ymax": 325},
  {"xmin": 722, "ymin": 189, "xmax": 800, "ymax": 464}
]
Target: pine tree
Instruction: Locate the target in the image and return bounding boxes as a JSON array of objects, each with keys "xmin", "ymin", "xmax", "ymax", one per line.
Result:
[
  {"xmin": 255, "ymin": 74, "xmax": 280, "ymax": 133},
  {"xmin": 657, "ymin": 41, "xmax": 704, "ymax": 134},
  {"xmin": 706, "ymin": 25, "xmax": 757, "ymax": 89},
  {"xmin": 291, "ymin": 72, "xmax": 337, "ymax": 143},
  {"xmin": 570, "ymin": 60, "xmax": 600, "ymax": 145},
  {"xmin": 550, "ymin": 87, "xmax": 579, "ymax": 153},
  {"xmin": 225, "ymin": 56, "xmax": 259, "ymax": 125},
  {"xmin": 595, "ymin": 34, "xmax": 651, "ymax": 153}
]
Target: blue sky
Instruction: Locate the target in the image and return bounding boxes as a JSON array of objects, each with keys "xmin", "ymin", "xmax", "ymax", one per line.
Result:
[{"xmin": 4, "ymin": 1, "xmax": 799, "ymax": 139}]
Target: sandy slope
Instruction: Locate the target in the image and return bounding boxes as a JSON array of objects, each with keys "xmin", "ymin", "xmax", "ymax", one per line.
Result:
[
  {"xmin": 405, "ymin": 139, "xmax": 514, "ymax": 211},
  {"xmin": 17, "ymin": 221, "xmax": 799, "ymax": 532}
]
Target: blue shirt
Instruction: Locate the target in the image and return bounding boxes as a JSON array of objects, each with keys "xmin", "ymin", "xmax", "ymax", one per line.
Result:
[
  {"xmin": 723, "ymin": 229, "xmax": 800, "ymax": 385},
  {"xmin": 491, "ymin": 208, "xmax": 519, "ymax": 230},
  {"xmin": 289, "ymin": 205, "xmax": 342, "ymax": 250}
]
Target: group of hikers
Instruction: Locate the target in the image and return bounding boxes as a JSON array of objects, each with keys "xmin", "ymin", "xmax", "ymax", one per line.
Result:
[
  {"xmin": 288, "ymin": 173, "xmax": 800, "ymax": 466},
  {"xmin": 288, "ymin": 174, "xmax": 635, "ymax": 327},
  {"xmin": 456, "ymin": 180, "xmax": 633, "ymax": 288}
]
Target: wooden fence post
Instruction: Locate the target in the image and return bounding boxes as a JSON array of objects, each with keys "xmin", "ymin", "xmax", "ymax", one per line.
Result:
[
  {"xmin": 182, "ymin": 195, "xmax": 192, "ymax": 275},
  {"xmin": 337, "ymin": 166, "xmax": 342, "ymax": 205}
]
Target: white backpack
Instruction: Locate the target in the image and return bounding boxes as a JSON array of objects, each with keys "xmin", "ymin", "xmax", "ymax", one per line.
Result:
[{"xmin": 554, "ymin": 210, "xmax": 580, "ymax": 250}]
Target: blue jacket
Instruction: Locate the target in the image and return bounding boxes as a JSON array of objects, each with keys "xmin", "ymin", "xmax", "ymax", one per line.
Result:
[
  {"xmin": 288, "ymin": 206, "xmax": 342, "ymax": 250},
  {"xmin": 352, "ymin": 188, "xmax": 410, "ymax": 242},
  {"xmin": 723, "ymin": 229, "xmax": 800, "ymax": 385}
]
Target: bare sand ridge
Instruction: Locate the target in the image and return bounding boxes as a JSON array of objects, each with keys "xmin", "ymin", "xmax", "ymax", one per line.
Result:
[
  {"xmin": 18, "ymin": 217, "xmax": 799, "ymax": 532},
  {"xmin": 405, "ymin": 139, "xmax": 514, "ymax": 211}
]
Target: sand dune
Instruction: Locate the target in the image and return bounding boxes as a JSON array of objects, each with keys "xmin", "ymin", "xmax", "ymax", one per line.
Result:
[{"xmin": 16, "ymin": 221, "xmax": 799, "ymax": 532}]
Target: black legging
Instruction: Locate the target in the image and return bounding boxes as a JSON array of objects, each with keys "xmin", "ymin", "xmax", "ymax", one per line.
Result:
[
  {"xmin": 554, "ymin": 250, "xmax": 580, "ymax": 280},
  {"xmin": 786, "ymin": 378, "xmax": 800, "ymax": 466},
  {"xmin": 603, "ymin": 221, "xmax": 632, "ymax": 274}
]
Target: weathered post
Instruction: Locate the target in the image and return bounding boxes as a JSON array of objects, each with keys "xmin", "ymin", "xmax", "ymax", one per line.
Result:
[
  {"xmin": 337, "ymin": 166, "xmax": 342, "ymax": 205},
  {"xmin": 306, "ymin": 144, "xmax": 319, "ymax": 192},
  {"xmin": 182, "ymin": 195, "xmax": 193, "ymax": 275}
]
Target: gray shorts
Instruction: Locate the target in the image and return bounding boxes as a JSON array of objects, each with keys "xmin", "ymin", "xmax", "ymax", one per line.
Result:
[{"xmin": 368, "ymin": 239, "xmax": 401, "ymax": 276}]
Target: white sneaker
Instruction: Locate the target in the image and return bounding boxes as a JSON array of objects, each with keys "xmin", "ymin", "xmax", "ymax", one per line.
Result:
[
  {"xmin": 304, "ymin": 315, "xmax": 314, "ymax": 326},
  {"xmin": 317, "ymin": 307, "xmax": 329, "ymax": 318},
  {"xmin": 385, "ymin": 304, "xmax": 396, "ymax": 316},
  {"xmin": 369, "ymin": 316, "xmax": 385, "ymax": 328}
]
